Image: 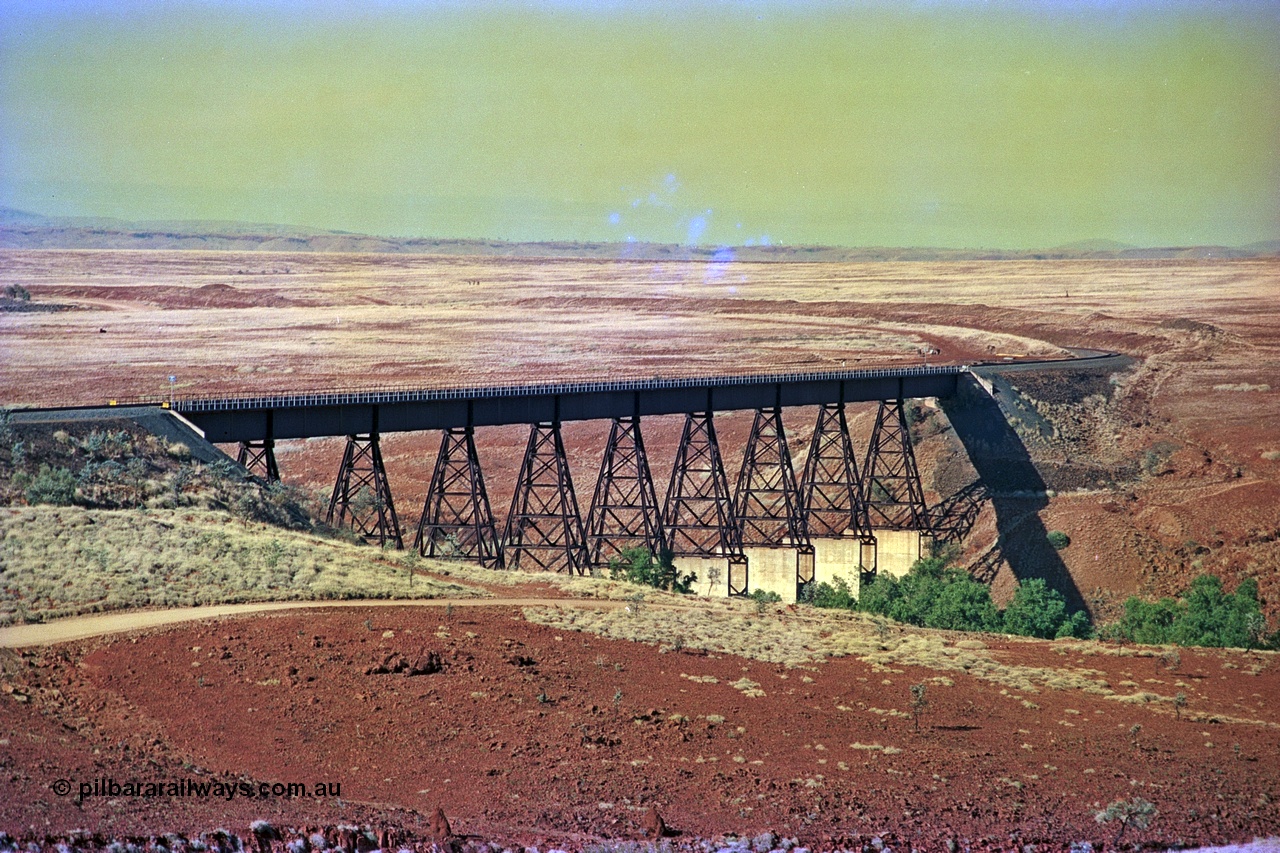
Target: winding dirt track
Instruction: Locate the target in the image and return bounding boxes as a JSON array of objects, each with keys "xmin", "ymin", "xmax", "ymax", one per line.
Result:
[{"xmin": 0, "ymin": 597, "xmax": 628, "ymax": 648}]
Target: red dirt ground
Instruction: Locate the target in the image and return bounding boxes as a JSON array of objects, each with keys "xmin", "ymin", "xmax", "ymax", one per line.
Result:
[{"xmin": 2, "ymin": 603, "xmax": 1278, "ymax": 849}]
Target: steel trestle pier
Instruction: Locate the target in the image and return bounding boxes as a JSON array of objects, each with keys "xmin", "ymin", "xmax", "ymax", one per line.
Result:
[
  {"xmin": 327, "ymin": 433, "xmax": 403, "ymax": 549},
  {"xmin": 586, "ymin": 415, "xmax": 666, "ymax": 567},
  {"xmin": 503, "ymin": 421, "xmax": 590, "ymax": 574},
  {"xmin": 413, "ymin": 426, "xmax": 503, "ymax": 568}
]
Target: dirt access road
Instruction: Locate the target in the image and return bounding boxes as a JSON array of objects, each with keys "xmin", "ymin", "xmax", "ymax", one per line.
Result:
[{"xmin": 0, "ymin": 597, "xmax": 629, "ymax": 648}]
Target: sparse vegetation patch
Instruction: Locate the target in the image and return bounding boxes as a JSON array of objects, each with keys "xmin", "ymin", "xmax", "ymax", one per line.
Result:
[{"xmin": 0, "ymin": 506, "xmax": 481, "ymax": 625}]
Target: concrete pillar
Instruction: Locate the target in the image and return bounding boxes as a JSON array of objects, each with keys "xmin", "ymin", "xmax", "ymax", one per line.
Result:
[
  {"xmin": 679, "ymin": 556, "xmax": 732, "ymax": 598},
  {"xmin": 740, "ymin": 547, "xmax": 805, "ymax": 603},
  {"xmin": 812, "ymin": 536, "xmax": 869, "ymax": 593},
  {"xmin": 871, "ymin": 528, "xmax": 927, "ymax": 578}
]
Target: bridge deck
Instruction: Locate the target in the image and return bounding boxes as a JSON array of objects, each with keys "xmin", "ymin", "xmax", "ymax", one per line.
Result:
[{"xmin": 171, "ymin": 365, "xmax": 967, "ymax": 442}]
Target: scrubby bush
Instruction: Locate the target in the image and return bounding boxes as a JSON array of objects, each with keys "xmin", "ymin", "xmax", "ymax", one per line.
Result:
[
  {"xmin": 607, "ymin": 546, "xmax": 696, "ymax": 594},
  {"xmin": 1046, "ymin": 530, "xmax": 1070, "ymax": 550},
  {"xmin": 802, "ymin": 576, "xmax": 858, "ymax": 610},
  {"xmin": 1095, "ymin": 796, "xmax": 1157, "ymax": 845},
  {"xmin": 749, "ymin": 588, "xmax": 782, "ymax": 612},
  {"xmin": 1003, "ymin": 577, "xmax": 1093, "ymax": 639},
  {"xmin": 805, "ymin": 553, "xmax": 1092, "ymax": 639},
  {"xmin": 1107, "ymin": 574, "xmax": 1270, "ymax": 648},
  {"xmin": 80, "ymin": 429, "xmax": 133, "ymax": 460},
  {"xmin": 24, "ymin": 464, "xmax": 77, "ymax": 505},
  {"xmin": 858, "ymin": 553, "xmax": 1001, "ymax": 632}
]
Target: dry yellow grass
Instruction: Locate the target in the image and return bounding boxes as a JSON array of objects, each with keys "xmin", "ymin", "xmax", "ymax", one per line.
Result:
[
  {"xmin": 523, "ymin": 603, "xmax": 1124, "ymax": 695},
  {"xmin": 524, "ymin": 602, "xmax": 1280, "ymax": 728},
  {"xmin": 0, "ymin": 505, "xmax": 485, "ymax": 624}
]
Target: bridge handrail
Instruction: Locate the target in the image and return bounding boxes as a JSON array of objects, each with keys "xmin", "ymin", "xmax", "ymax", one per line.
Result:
[{"xmin": 167, "ymin": 364, "xmax": 967, "ymax": 413}]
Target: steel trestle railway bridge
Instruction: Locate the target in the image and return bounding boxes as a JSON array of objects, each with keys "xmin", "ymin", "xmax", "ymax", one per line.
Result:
[{"xmin": 143, "ymin": 361, "xmax": 1036, "ymax": 600}]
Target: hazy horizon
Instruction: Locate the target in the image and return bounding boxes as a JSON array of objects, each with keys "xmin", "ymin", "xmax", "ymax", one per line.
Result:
[{"xmin": 2, "ymin": 0, "xmax": 1278, "ymax": 251}]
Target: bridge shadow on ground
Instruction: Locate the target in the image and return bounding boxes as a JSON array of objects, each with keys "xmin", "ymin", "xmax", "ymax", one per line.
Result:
[{"xmin": 938, "ymin": 373, "xmax": 1087, "ymax": 615}]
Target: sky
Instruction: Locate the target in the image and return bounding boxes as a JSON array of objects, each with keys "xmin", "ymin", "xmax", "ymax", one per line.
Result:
[{"xmin": 1, "ymin": 0, "xmax": 1278, "ymax": 249}]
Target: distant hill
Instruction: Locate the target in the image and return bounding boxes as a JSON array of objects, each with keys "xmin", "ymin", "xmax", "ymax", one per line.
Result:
[{"xmin": 1, "ymin": 208, "xmax": 1275, "ymax": 261}]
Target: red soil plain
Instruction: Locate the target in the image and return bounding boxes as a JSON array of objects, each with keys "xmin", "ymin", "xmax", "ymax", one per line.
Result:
[{"xmin": 1, "ymin": 250, "xmax": 1279, "ymax": 848}]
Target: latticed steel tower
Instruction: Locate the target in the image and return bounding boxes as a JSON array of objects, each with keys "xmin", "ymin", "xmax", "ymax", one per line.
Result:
[
  {"xmin": 734, "ymin": 406, "xmax": 808, "ymax": 548},
  {"xmin": 863, "ymin": 399, "xmax": 931, "ymax": 532},
  {"xmin": 413, "ymin": 426, "xmax": 503, "ymax": 568},
  {"xmin": 503, "ymin": 421, "xmax": 589, "ymax": 573},
  {"xmin": 237, "ymin": 439, "xmax": 279, "ymax": 482},
  {"xmin": 799, "ymin": 401, "xmax": 870, "ymax": 537},
  {"xmin": 327, "ymin": 433, "xmax": 403, "ymax": 549},
  {"xmin": 585, "ymin": 415, "xmax": 666, "ymax": 567},
  {"xmin": 663, "ymin": 411, "xmax": 742, "ymax": 559},
  {"xmin": 236, "ymin": 411, "xmax": 279, "ymax": 481}
]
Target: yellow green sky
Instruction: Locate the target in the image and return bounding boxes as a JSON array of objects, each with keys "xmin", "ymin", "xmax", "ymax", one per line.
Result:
[{"xmin": 2, "ymin": 1, "xmax": 1278, "ymax": 248}]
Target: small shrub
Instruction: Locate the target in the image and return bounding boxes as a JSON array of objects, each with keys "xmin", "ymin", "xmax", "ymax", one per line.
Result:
[
  {"xmin": 909, "ymin": 682, "xmax": 928, "ymax": 732},
  {"xmin": 803, "ymin": 577, "xmax": 858, "ymax": 610},
  {"xmin": 750, "ymin": 589, "xmax": 782, "ymax": 613},
  {"xmin": 1095, "ymin": 796, "xmax": 1157, "ymax": 845},
  {"xmin": 1046, "ymin": 530, "xmax": 1070, "ymax": 550},
  {"xmin": 25, "ymin": 464, "xmax": 77, "ymax": 506}
]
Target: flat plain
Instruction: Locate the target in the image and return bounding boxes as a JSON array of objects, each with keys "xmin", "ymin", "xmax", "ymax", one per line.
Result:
[{"xmin": 1, "ymin": 250, "xmax": 1278, "ymax": 848}]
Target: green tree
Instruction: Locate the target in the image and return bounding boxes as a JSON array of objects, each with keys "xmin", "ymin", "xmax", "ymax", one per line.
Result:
[
  {"xmin": 861, "ymin": 554, "xmax": 1001, "ymax": 633},
  {"xmin": 1108, "ymin": 575, "xmax": 1266, "ymax": 648},
  {"xmin": 1055, "ymin": 609, "xmax": 1094, "ymax": 639},
  {"xmin": 883, "ymin": 554, "xmax": 950, "ymax": 625},
  {"xmin": 925, "ymin": 574, "xmax": 1002, "ymax": 632},
  {"xmin": 1113, "ymin": 596, "xmax": 1183, "ymax": 645},
  {"xmin": 1173, "ymin": 575, "xmax": 1264, "ymax": 648},
  {"xmin": 856, "ymin": 570, "xmax": 901, "ymax": 616},
  {"xmin": 1003, "ymin": 578, "xmax": 1069, "ymax": 639}
]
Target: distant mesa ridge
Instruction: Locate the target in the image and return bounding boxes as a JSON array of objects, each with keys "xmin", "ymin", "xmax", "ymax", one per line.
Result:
[{"xmin": 1, "ymin": 207, "xmax": 1275, "ymax": 261}]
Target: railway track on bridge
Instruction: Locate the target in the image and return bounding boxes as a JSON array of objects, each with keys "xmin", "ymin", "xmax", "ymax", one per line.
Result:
[{"xmin": 9, "ymin": 350, "xmax": 1127, "ymax": 601}]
